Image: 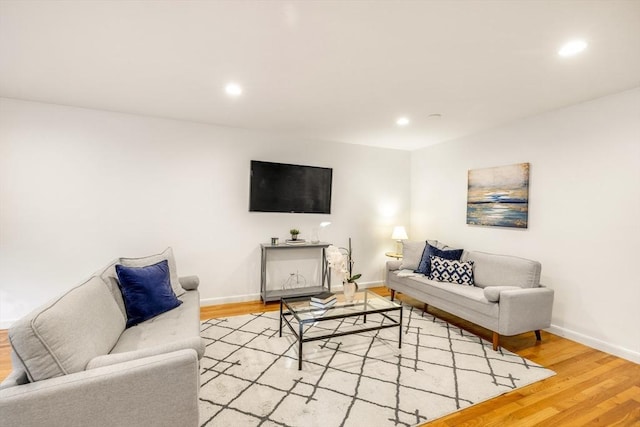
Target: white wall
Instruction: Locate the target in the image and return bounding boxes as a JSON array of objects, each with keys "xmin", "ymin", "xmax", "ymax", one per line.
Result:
[
  {"xmin": 410, "ymin": 87, "xmax": 640, "ymax": 363},
  {"xmin": 0, "ymin": 98, "xmax": 411, "ymax": 325},
  {"xmin": 3, "ymin": 89, "xmax": 638, "ymax": 363}
]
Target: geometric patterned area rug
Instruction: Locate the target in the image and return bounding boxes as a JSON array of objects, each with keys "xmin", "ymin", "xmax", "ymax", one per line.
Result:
[{"xmin": 199, "ymin": 304, "xmax": 554, "ymax": 426}]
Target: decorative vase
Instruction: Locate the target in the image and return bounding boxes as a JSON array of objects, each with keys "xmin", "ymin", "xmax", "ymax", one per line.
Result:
[
  {"xmin": 310, "ymin": 227, "xmax": 319, "ymax": 244},
  {"xmin": 291, "ymin": 234, "xmax": 298, "ymax": 241},
  {"xmin": 343, "ymin": 281, "xmax": 357, "ymax": 303}
]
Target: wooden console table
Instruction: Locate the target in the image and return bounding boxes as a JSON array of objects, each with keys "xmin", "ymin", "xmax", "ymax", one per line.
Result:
[{"xmin": 260, "ymin": 242, "xmax": 331, "ymax": 303}]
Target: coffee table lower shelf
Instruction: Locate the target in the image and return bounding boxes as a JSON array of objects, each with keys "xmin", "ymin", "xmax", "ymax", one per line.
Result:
[{"xmin": 279, "ymin": 291, "xmax": 403, "ymax": 370}]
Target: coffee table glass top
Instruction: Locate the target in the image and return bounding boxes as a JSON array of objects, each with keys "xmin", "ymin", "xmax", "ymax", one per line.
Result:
[{"xmin": 283, "ymin": 289, "xmax": 400, "ymax": 322}]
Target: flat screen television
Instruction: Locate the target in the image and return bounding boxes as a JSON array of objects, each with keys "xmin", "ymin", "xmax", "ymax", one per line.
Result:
[{"xmin": 249, "ymin": 161, "xmax": 332, "ymax": 214}]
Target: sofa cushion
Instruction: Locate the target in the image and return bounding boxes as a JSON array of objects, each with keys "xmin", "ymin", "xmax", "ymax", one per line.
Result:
[
  {"xmin": 400, "ymin": 240, "xmax": 441, "ymax": 271},
  {"xmin": 462, "ymin": 251, "xmax": 541, "ymax": 288},
  {"xmin": 120, "ymin": 247, "xmax": 185, "ymax": 297},
  {"xmin": 109, "ymin": 290, "xmax": 204, "ymax": 358},
  {"xmin": 116, "ymin": 260, "xmax": 182, "ymax": 328},
  {"xmin": 8, "ymin": 276, "xmax": 125, "ymax": 382},
  {"xmin": 98, "ymin": 258, "xmax": 128, "ymax": 320},
  {"xmin": 483, "ymin": 286, "xmax": 521, "ymax": 302},
  {"xmin": 429, "ymin": 256, "xmax": 474, "ymax": 285},
  {"xmin": 416, "ymin": 243, "xmax": 464, "ymax": 275},
  {"xmin": 404, "ymin": 275, "xmax": 498, "ymax": 318}
]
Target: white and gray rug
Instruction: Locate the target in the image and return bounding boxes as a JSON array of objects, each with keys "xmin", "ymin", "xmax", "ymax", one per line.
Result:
[{"xmin": 199, "ymin": 305, "xmax": 554, "ymax": 426}]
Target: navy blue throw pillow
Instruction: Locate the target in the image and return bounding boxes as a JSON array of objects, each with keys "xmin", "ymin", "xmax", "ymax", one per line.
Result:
[
  {"xmin": 116, "ymin": 260, "xmax": 182, "ymax": 328},
  {"xmin": 415, "ymin": 243, "xmax": 464, "ymax": 275}
]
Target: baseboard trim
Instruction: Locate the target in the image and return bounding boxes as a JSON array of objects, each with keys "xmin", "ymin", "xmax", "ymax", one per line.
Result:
[
  {"xmin": 198, "ymin": 281, "xmax": 383, "ymax": 308},
  {"xmin": 199, "ymin": 293, "xmax": 262, "ymax": 307},
  {"xmin": 0, "ymin": 319, "xmax": 17, "ymax": 329},
  {"xmin": 547, "ymin": 324, "xmax": 640, "ymax": 364},
  {"xmin": 332, "ymin": 280, "xmax": 380, "ymax": 291}
]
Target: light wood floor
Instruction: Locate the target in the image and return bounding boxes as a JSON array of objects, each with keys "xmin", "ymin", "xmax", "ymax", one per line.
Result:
[{"xmin": 2, "ymin": 287, "xmax": 639, "ymax": 426}]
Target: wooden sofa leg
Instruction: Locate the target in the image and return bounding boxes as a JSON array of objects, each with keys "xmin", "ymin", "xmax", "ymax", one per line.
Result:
[
  {"xmin": 535, "ymin": 330, "xmax": 542, "ymax": 341},
  {"xmin": 390, "ymin": 289, "xmax": 396, "ymax": 301},
  {"xmin": 492, "ymin": 332, "xmax": 500, "ymax": 351},
  {"xmin": 422, "ymin": 303, "xmax": 428, "ymax": 315}
]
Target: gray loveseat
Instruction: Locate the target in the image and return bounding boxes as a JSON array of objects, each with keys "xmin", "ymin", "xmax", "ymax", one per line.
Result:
[
  {"xmin": 0, "ymin": 248, "xmax": 204, "ymax": 427},
  {"xmin": 386, "ymin": 241, "xmax": 554, "ymax": 350}
]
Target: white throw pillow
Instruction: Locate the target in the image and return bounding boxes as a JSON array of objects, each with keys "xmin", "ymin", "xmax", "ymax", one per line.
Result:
[
  {"xmin": 399, "ymin": 239, "xmax": 443, "ymax": 271},
  {"xmin": 399, "ymin": 241, "xmax": 426, "ymax": 271}
]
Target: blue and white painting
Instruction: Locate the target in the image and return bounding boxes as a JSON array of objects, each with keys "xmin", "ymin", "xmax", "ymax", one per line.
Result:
[{"xmin": 467, "ymin": 163, "xmax": 529, "ymax": 228}]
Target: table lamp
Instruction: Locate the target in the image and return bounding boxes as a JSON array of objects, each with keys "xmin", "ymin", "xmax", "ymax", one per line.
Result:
[{"xmin": 391, "ymin": 226, "xmax": 408, "ymax": 254}]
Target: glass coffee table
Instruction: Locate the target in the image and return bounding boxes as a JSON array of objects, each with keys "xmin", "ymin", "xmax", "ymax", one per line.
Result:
[{"xmin": 279, "ymin": 289, "xmax": 403, "ymax": 370}]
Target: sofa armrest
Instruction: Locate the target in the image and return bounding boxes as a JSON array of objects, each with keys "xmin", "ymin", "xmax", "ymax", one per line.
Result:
[
  {"xmin": 385, "ymin": 260, "xmax": 402, "ymax": 289},
  {"xmin": 0, "ymin": 368, "xmax": 29, "ymax": 390},
  {"xmin": 498, "ymin": 287, "xmax": 554, "ymax": 336},
  {"xmin": 0, "ymin": 349, "xmax": 200, "ymax": 427},
  {"xmin": 386, "ymin": 260, "xmax": 402, "ymax": 271},
  {"xmin": 87, "ymin": 336, "xmax": 205, "ymax": 370},
  {"xmin": 179, "ymin": 275, "xmax": 200, "ymax": 291}
]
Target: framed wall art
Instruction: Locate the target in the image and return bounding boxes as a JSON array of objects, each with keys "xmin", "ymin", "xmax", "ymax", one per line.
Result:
[{"xmin": 467, "ymin": 163, "xmax": 529, "ymax": 228}]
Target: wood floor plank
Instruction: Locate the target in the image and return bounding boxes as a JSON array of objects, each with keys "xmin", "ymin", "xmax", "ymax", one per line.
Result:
[
  {"xmin": 503, "ymin": 361, "xmax": 636, "ymax": 424},
  {"xmin": 570, "ymin": 398, "xmax": 640, "ymax": 426},
  {"xmin": 542, "ymin": 377, "xmax": 640, "ymax": 426},
  {"xmin": 1, "ymin": 286, "xmax": 638, "ymax": 426},
  {"xmin": 0, "ymin": 333, "xmax": 11, "ymax": 382}
]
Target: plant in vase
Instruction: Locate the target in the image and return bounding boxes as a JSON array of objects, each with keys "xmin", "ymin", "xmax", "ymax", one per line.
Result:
[
  {"xmin": 326, "ymin": 238, "xmax": 361, "ymax": 303},
  {"xmin": 289, "ymin": 228, "xmax": 300, "ymax": 241}
]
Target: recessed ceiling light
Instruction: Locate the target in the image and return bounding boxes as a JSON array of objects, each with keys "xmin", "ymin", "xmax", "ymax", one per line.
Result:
[
  {"xmin": 224, "ymin": 82, "xmax": 243, "ymax": 96},
  {"xmin": 558, "ymin": 40, "xmax": 588, "ymax": 57},
  {"xmin": 396, "ymin": 117, "xmax": 410, "ymax": 126}
]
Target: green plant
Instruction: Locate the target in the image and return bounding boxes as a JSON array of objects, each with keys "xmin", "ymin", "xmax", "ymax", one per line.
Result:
[{"xmin": 289, "ymin": 228, "xmax": 300, "ymax": 235}]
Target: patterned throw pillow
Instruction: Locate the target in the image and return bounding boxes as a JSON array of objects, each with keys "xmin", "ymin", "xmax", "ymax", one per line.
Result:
[{"xmin": 428, "ymin": 255, "xmax": 475, "ymax": 286}]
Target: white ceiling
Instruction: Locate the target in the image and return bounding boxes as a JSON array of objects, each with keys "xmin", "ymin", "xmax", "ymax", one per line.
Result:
[{"xmin": 1, "ymin": 1, "xmax": 639, "ymax": 151}]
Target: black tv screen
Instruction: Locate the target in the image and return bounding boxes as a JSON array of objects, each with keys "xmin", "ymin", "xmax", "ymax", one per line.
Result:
[{"xmin": 249, "ymin": 161, "xmax": 332, "ymax": 214}]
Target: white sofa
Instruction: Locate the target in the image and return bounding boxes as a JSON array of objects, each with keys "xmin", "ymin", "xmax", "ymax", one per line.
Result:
[
  {"xmin": 0, "ymin": 248, "xmax": 204, "ymax": 427},
  {"xmin": 386, "ymin": 240, "xmax": 554, "ymax": 350}
]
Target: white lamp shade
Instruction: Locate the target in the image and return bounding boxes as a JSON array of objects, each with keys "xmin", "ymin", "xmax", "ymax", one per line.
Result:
[{"xmin": 391, "ymin": 226, "xmax": 408, "ymax": 240}]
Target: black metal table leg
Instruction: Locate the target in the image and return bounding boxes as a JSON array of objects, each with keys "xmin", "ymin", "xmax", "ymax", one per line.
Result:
[
  {"xmin": 298, "ymin": 322, "xmax": 303, "ymax": 370},
  {"xmin": 279, "ymin": 299, "xmax": 283, "ymax": 337},
  {"xmin": 399, "ymin": 306, "xmax": 403, "ymax": 348},
  {"xmin": 363, "ymin": 291, "xmax": 367, "ymax": 323}
]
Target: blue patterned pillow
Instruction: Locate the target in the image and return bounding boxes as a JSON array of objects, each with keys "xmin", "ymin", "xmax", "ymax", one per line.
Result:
[
  {"xmin": 428, "ymin": 255, "xmax": 475, "ymax": 286},
  {"xmin": 415, "ymin": 244, "xmax": 463, "ymax": 275}
]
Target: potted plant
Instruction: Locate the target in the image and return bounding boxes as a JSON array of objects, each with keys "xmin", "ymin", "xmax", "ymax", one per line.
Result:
[
  {"xmin": 326, "ymin": 238, "xmax": 361, "ymax": 303},
  {"xmin": 289, "ymin": 228, "xmax": 300, "ymax": 241}
]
